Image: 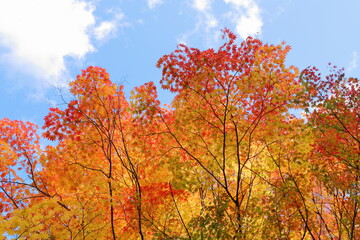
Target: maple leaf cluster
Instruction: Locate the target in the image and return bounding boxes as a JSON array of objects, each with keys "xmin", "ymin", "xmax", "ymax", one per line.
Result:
[{"xmin": 0, "ymin": 29, "xmax": 359, "ymax": 239}]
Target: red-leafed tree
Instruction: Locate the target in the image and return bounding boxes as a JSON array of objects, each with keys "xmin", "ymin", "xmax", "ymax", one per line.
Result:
[
  {"xmin": 301, "ymin": 65, "xmax": 360, "ymax": 239},
  {"xmin": 0, "ymin": 29, "xmax": 358, "ymax": 239}
]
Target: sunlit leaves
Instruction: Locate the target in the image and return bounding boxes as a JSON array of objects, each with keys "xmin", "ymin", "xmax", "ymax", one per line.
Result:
[{"xmin": 0, "ymin": 29, "xmax": 359, "ymax": 239}]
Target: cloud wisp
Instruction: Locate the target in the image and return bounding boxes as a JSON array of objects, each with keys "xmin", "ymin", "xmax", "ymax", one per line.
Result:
[
  {"xmin": 177, "ymin": 0, "xmax": 218, "ymax": 45},
  {"xmin": 178, "ymin": 0, "xmax": 263, "ymax": 46},
  {"xmin": 348, "ymin": 51, "xmax": 358, "ymax": 72},
  {"xmin": 193, "ymin": 0, "xmax": 211, "ymax": 11},
  {"xmin": 94, "ymin": 13, "xmax": 125, "ymax": 41},
  {"xmin": 147, "ymin": 0, "xmax": 164, "ymax": 9},
  {"xmin": 224, "ymin": 0, "xmax": 263, "ymax": 39}
]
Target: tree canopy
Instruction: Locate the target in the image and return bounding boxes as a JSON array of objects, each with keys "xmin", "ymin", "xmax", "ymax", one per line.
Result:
[{"xmin": 0, "ymin": 29, "xmax": 359, "ymax": 239}]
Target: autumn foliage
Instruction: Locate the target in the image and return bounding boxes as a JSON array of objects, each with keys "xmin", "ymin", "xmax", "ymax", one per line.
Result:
[{"xmin": 0, "ymin": 29, "xmax": 359, "ymax": 239}]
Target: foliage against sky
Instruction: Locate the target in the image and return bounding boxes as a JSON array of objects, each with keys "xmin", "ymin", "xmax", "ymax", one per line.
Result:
[
  {"xmin": 0, "ymin": 28, "xmax": 359, "ymax": 239},
  {"xmin": 0, "ymin": 0, "xmax": 359, "ymax": 239}
]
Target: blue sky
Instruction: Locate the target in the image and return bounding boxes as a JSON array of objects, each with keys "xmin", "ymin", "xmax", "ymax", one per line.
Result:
[{"xmin": 0, "ymin": 0, "xmax": 359, "ymax": 128}]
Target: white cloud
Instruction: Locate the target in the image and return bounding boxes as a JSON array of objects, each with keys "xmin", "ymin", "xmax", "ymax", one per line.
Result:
[
  {"xmin": 0, "ymin": 0, "xmax": 124, "ymax": 85},
  {"xmin": 224, "ymin": 0, "xmax": 263, "ymax": 39},
  {"xmin": 235, "ymin": 4, "xmax": 262, "ymax": 39},
  {"xmin": 147, "ymin": 0, "xmax": 164, "ymax": 9},
  {"xmin": 94, "ymin": 13, "xmax": 124, "ymax": 41},
  {"xmin": 0, "ymin": 0, "xmax": 95, "ymax": 82},
  {"xmin": 95, "ymin": 21, "xmax": 116, "ymax": 40},
  {"xmin": 348, "ymin": 51, "xmax": 358, "ymax": 71}
]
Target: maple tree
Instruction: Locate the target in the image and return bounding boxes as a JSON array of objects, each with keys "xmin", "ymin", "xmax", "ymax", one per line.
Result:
[
  {"xmin": 300, "ymin": 66, "xmax": 360, "ymax": 239},
  {"xmin": 0, "ymin": 29, "xmax": 359, "ymax": 239}
]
